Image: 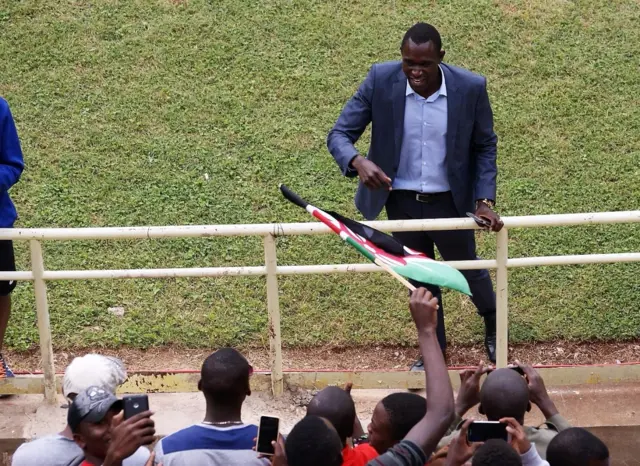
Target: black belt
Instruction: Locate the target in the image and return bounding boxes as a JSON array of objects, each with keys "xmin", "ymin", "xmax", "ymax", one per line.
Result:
[{"xmin": 393, "ymin": 190, "xmax": 451, "ymax": 203}]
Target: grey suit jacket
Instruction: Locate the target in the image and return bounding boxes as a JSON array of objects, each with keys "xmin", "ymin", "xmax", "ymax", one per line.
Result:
[{"xmin": 327, "ymin": 61, "xmax": 498, "ymax": 220}]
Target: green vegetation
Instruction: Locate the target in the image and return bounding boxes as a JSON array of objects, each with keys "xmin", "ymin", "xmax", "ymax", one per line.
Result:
[{"xmin": 0, "ymin": 0, "xmax": 638, "ymax": 352}]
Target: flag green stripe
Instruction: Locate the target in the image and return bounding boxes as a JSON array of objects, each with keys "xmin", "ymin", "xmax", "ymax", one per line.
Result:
[{"xmin": 392, "ymin": 259, "xmax": 472, "ymax": 296}]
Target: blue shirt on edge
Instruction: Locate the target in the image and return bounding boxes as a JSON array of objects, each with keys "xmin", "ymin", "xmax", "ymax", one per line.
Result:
[
  {"xmin": 393, "ymin": 66, "xmax": 449, "ymax": 193},
  {"xmin": 0, "ymin": 97, "xmax": 24, "ymax": 228}
]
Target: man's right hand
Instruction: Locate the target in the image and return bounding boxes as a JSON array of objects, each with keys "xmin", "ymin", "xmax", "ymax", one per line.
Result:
[
  {"xmin": 409, "ymin": 288, "xmax": 439, "ymax": 333},
  {"xmin": 351, "ymin": 155, "xmax": 392, "ymax": 190},
  {"xmin": 455, "ymin": 363, "xmax": 492, "ymax": 417},
  {"xmin": 104, "ymin": 411, "xmax": 156, "ymax": 465},
  {"xmin": 516, "ymin": 362, "xmax": 559, "ymax": 419}
]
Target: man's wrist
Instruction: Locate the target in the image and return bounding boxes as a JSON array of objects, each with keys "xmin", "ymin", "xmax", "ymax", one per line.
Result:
[
  {"xmin": 102, "ymin": 454, "xmax": 123, "ymax": 466},
  {"xmin": 416, "ymin": 327, "xmax": 438, "ymax": 336},
  {"xmin": 475, "ymin": 199, "xmax": 495, "ymax": 209},
  {"xmin": 536, "ymin": 398, "xmax": 559, "ymax": 418},
  {"xmin": 349, "ymin": 154, "xmax": 363, "ymax": 169},
  {"xmin": 454, "ymin": 402, "xmax": 470, "ymax": 418}
]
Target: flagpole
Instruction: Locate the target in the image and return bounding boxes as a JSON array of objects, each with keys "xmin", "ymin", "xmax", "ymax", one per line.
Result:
[{"xmin": 374, "ymin": 258, "xmax": 416, "ymax": 291}]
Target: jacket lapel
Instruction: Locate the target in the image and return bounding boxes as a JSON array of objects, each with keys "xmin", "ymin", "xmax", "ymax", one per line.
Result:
[
  {"xmin": 442, "ymin": 64, "xmax": 461, "ymax": 161},
  {"xmin": 392, "ymin": 70, "xmax": 407, "ymax": 165}
]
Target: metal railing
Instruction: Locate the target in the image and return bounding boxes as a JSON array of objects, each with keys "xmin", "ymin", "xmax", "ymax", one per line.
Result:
[{"xmin": 1, "ymin": 210, "xmax": 639, "ymax": 403}]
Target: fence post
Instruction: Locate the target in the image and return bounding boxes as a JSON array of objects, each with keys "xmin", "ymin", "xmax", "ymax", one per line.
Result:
[
  {"xmin": 495, "ymin": 228, "xmax": 509, "ymax": 368},
  {"xmin": 30, "ymin": 240, "xmax": 57, "ymax": 404},
  {"xmin": 263, "ymin": 234, "xmax": 284, "ymax": 396}
]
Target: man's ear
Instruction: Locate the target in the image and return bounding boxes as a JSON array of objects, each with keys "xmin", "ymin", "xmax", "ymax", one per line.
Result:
[
  {"xmin": 73, "ymin": 432, "xmax": 86, "ymax": 450},
  {"xmin": 478, "ymin": 403, "xmax": 485, "ymax": 416},
  {"xmin": 197, "ymin": 379, "xmax": 202, "ymax": 392},
  {"xmin": 440, "ymin": 49, "xmax": 446, "ymax": 61}
]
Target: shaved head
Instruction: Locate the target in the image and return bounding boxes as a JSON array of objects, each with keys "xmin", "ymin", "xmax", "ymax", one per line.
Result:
[
  {"xmin": 480, "ymin": 369, "xmax": 529, "ymax": 423},
  {"xmin": 306, "ymin": 386, "xmax": 355, "ymax": 444}
]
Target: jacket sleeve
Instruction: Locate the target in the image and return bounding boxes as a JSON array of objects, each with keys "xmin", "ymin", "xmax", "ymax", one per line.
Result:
[
  {"xmin": 471, "ymin": 78, "xmax": 497, "ymax": 202},
  {"xmin": 327, "ymin": 65, "xmax": 375, "ymax": 177},
  {"xmin": 0, "ymin": 100, "xmax": 25, "ymax": 192},
  {"xmin": 545, "ymin": 413, "xmax": 572, "ymax": 432}
]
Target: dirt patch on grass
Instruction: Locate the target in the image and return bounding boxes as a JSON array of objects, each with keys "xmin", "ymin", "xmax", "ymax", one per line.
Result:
[{"xmin": 6, "ymin": 339, "xmax": 640, "ymax": 373}]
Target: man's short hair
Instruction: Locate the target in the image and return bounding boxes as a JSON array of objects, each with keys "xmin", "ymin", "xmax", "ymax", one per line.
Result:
[
  {"xmin": 200, "ymin": 348, "xmax": 251, "ymax": 403},
  {"xmin": 547, "ymin": 428, "xmax": 610, "ymax": 466},
  {"xmin": 285, "ymin": 416, "xmax": 343, "ymax": 466},
  {"xmin": 480, "ymin": 369, "xmax": 529, "ymax": 422},
  {"xmin": 401, "ymin": 22, "xmax": 442, "ymax": 50},
  {"xmin": 380, "ymin": 393, "xmax": 427, "ymax": 442},
  {"xmin": 472, "ymin": 439, "xmax": 522, "ymax": 466},
  {"xmin": 306, "ymin": 386, "xmax": 355, "ymax": 443}
]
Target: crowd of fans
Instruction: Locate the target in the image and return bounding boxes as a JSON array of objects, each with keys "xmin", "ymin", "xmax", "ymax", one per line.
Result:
[{"xmin": 10, "ymin": 288, "xmax": 610, "ymax": 466}]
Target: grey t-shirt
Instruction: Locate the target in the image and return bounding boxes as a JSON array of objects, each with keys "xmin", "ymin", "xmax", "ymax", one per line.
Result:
[
  {"xmin": 366, "ymin": 440, "xmax": 427, "ymax": 466},
  {"xmin": 11, "ymin": 434, "xmax": 150, "ymax": 466}
]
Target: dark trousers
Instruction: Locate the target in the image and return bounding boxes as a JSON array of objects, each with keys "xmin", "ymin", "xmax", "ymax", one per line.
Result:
[{"xmin": 386, "ymin": 191, "xmax": 496, "ymax": 351}]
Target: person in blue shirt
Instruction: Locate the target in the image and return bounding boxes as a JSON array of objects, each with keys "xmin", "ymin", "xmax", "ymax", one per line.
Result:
[{"xmin": 0, "ymin": 97, "xmax": 24, "ymax": 379}]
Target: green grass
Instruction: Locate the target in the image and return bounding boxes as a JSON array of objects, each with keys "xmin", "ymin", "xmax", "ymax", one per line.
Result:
[{"xmin": 1, "ymin": 0, "xmax": 639, "ymax": 352}]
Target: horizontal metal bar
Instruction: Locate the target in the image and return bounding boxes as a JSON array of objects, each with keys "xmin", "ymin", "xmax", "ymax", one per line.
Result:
[
  {"xmin": 3, "ymin": 253, "xmax": 640, "ymax": 282},
  {"xmin": 508, "ymin": 253, "xmax": 640, "ymax": 267},
  {"xmin": 0, "ymin": 259, "xmax": 500, "ymax": 281},
  {"xmin": 0, "ymin": 211, "xmax": 638, "ymax": 241}
]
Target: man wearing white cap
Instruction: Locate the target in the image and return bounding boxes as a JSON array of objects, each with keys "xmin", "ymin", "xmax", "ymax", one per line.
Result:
[{"xmin": 12, "ymin": 354, "xmax": 150, "ymax": 466}]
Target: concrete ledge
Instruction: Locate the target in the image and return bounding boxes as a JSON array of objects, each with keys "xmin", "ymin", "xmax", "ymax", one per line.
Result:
[
  {"xmin": 4, "ymin": 364, "xmax": 640, "ymax": 395},
  {"xmin": 2, "ymin": 382, "xmax": 640, "ymax": 464}
]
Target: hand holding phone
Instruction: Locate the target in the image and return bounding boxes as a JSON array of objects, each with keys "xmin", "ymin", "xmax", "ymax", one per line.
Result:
[
  {"xmin": 256, "ymin": 416, "xmax": 280, "ymax": 456},
  {"xmin": 466, "ymin": 421, "xmax": 508, "ymax": 443},
  {"xmin": 123, "ymin": 394, "xmax": 150, "ymax": 420},
  {"xmin": 467, "ymin": 212, "xmax": 491, "ymax": 229}
]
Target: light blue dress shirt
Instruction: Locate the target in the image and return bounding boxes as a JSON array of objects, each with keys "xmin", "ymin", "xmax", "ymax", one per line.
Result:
[{"xmin": 393, "ymin": 67, "xmax": 450, "ymax": 193}]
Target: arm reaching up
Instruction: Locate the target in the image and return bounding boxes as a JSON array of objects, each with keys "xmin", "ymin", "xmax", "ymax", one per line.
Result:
[
  {"xmin": 367, "ymin": 289, "xmax": 455, "ymax": 466},
  {"xmin": 404, "ymin": 288, "xmax": 455, "ymax": 456}
]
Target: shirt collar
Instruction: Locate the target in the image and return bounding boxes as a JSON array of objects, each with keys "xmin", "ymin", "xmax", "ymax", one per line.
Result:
[{"xmin": 405, "ymin": 65, "xmax": 447, "ymax": 99}]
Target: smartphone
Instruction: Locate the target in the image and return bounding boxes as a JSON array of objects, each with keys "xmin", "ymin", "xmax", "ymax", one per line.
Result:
[
  {"xmin": 467, "ymin": 421, "xmax": 508, "ymax": 443},
  {"xmin": 466, "ymin": 212, "xmax": 491, "ymax": 228},
  {"xmin": 256, "ymin": 416, "xmax": 280, "ymax": 456},
  {"xmin": 510, "ymin": 366, "xmax": 525, "ymax": 376},
  {"xmin": 123, "ymin": 394, "xmax": 149, "ymax": 420}
]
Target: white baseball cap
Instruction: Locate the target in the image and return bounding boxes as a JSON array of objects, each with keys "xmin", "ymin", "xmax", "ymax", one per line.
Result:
[{"xmin": 62, "ymin": 354, "xmax": 127, "ymax": 398}]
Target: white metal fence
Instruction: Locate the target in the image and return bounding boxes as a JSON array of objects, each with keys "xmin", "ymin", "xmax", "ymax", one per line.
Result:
[{"xmin": 1, "ymin": 210, "xmax": 640, "ymax": 402}]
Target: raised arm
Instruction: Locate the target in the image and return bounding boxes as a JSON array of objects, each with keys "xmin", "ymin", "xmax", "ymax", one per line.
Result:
[
  {"xmin": 404, "ymin": 288, "xmax": 455, "ymax": 457},
  {"xmin": 0, "ymin": 98, "xmax": 24, "ymax": 192}
]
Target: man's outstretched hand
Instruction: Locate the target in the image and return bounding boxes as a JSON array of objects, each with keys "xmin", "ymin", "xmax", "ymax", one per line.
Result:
[
  {"xmin": 103, "ymin": 411, "xmax": 155, "ymax": 466},
  {"xmin": 351, "ymin": 155, "xmax": 392, "ymax": 191},
  {"xmin": 474, "ymin": 202, "xmax": 503, "ymax": 232},
  {"xmin": 409, "ymin": 288, "xmax": 439, "ymax": 333}
]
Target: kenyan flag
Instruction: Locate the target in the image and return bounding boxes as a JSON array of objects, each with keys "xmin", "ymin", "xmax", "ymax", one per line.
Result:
[{"xmin": 280, "ymin": 185, "xmax": 471, "ymax": 296}]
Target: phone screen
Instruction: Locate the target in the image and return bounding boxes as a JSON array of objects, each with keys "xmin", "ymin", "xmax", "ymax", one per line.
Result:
[
  {"xmin": 467, "ymin": 421, "xmax": 508, "ymax": 443},
  {"xmin": 257, "ymin": 416, "xmax": 280, "ymax": 455}
]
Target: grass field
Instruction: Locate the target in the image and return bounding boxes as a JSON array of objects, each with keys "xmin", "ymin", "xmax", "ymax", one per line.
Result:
[{"xmin": 0, "ymin": 0, "xmax": 638, "ymax": 352}]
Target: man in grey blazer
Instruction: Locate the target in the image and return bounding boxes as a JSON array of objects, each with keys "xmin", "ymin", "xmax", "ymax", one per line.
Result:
[{"xmin": 327, "ymin": 23, "xmax": 503, "ymax": 364}]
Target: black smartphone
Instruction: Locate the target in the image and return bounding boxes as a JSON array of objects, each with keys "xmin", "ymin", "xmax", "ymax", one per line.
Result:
[
  {"xmin": 467, "ymin": 421, "xmax": 508, "ymax": 443},
  {"xmin": 256, "ymin": 416, "xmax": 280, "ymax": 456},
  {"xmin": 466, "ymin": 212, "xmax": 491, "ymax": 228},
  {"xmin": 123, "ymin": 394, "xmax": 149, "ymax": 420},
  {"xmin": 510, "ymin": 366, "xmax": 525, "ymax": 376}
]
